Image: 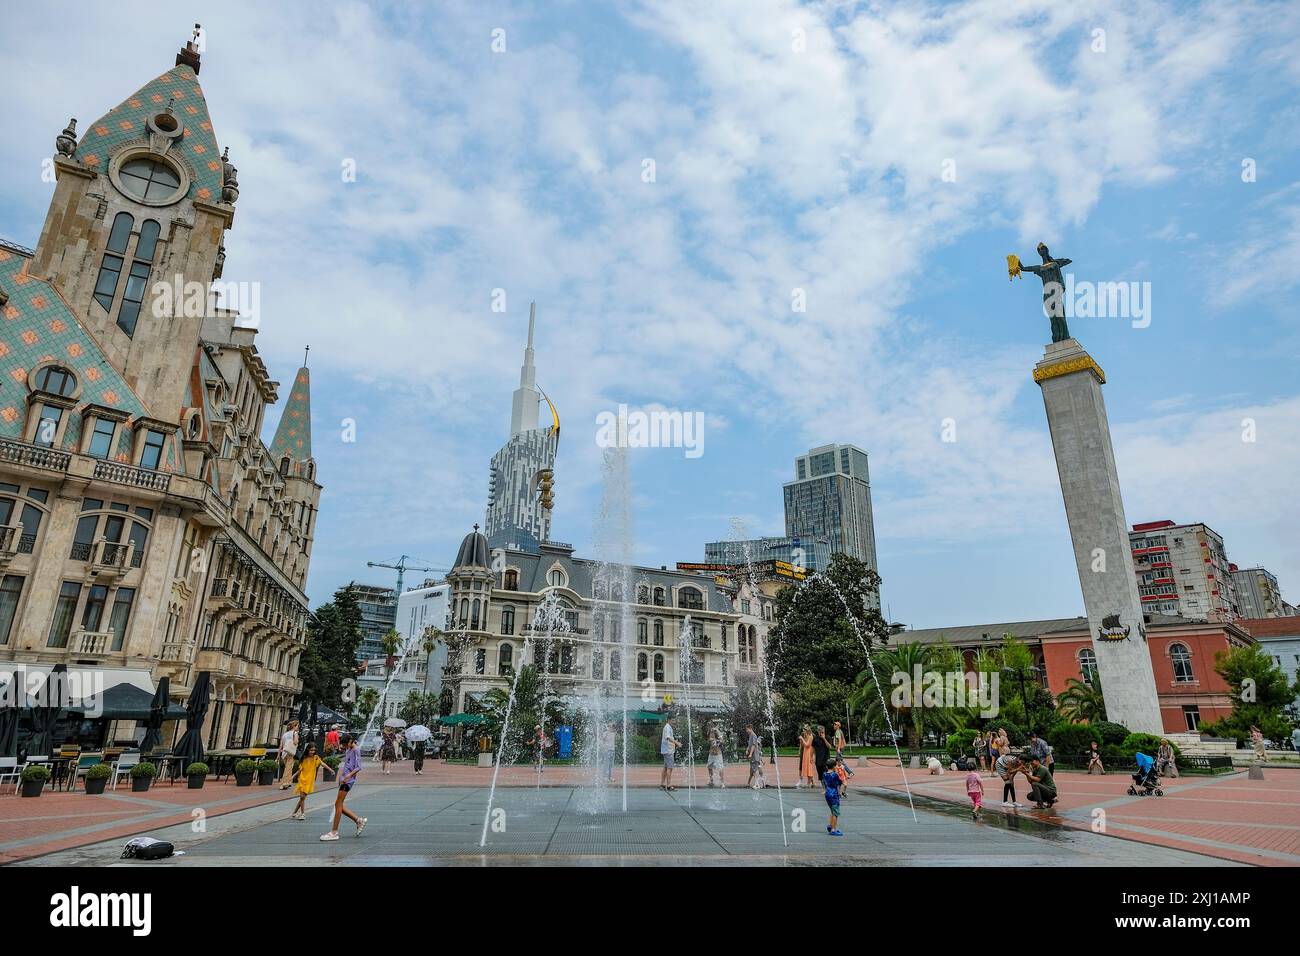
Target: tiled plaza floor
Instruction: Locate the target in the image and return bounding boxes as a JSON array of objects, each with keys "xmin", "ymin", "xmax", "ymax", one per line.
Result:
[{"xmin": 4, "ymin": 756, "xmax": 1293, "ymax": 866}]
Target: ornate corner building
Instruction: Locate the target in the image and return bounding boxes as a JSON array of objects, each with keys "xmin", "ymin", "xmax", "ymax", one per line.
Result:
[{"xmin": 0, "ymin": 34, "xmax": 320, "ymax": 747}]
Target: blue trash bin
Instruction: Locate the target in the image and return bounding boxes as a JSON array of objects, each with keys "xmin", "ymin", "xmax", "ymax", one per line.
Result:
[{"xmin": 555, "ymin": 725, "xmax": 573, "ymax": 759}]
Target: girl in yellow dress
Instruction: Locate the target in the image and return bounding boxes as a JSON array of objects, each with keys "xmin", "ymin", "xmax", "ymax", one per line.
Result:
[{"xmin": 291, "ymin": 742, "xmax": 323, "ymax": 821}]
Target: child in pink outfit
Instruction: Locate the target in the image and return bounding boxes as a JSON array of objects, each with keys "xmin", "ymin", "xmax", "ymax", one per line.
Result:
[{"xmin": 966, "ymin": 768, "xmax": 985, "ymax": 819}]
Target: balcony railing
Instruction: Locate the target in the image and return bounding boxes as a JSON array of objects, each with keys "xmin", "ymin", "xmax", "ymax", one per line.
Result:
[
  {"xmin": 0, "ymin": 524, "xmax": 19, "ymax": 563},
  {"xmin": 67, "ymin": 629, "xmax": 114, "ymax": 657},
  {"xmin": 90, "ymin": 539, "xmax": 133, "ymax": 576},
  {"xmin": 0, "ymin": 437, "xmax": 70, "ymax": 472},
  {"xmin": 160, "ymin": 642, "xmax": 189, "ymax": 662},
  {"xmin": 93, "ymin": 460, "xmax": 171, "ymax": 492}
]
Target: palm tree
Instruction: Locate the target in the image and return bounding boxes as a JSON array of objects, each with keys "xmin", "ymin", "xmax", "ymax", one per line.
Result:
[
  {"xmin": 1057, "ymin": 676, "xmax": 1106, "ymax": 724},
  {"xmin": 848, "ymin": 642, "xmax": 957, "ymax": 749},
  {"xmin": 357, "ymin": 687, "xmax": 380, "ymax": 723},
  {"xmin": 381, "ymin": 629, "xmax": 403, "ymax": 673}
]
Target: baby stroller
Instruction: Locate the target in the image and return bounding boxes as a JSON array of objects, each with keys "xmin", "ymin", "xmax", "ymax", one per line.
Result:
[{"xmin": 1127, "ymin": 752, "xmax": 1164, "ymax": 797}]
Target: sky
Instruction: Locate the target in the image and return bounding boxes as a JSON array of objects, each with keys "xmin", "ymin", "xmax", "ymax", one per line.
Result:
[{"xmin": 2, "ymin": 0, "xmax": 1298, "ymax": 629}]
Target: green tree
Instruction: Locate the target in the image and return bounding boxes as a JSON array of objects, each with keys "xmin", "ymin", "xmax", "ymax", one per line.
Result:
[
  {"xmin": 1199, "ymin": 644, "xmax": 1295, "ymax": 742},
  {"xmin": 298, "ymin": 587, "xmax": 363, "ymax": 711},
  {"xmin": 719, "ymin": 673, "xmax": 770, "ymax": 750},
  {"xmin": 847, "ymin": 641, "xmax": 958, "ymax": 749},
  {"xmin": 1057, "ymin": 676, "xmax": 1107, "ymax": 724},
  {"xmin": 397, "ymin": 690, "xmax": 440, "ymax": 727},
  {"xmin": 768, "ymin": 553, "xmax": 888, "ymax": 697},
  {"xmin": 774, "ymin": 675, "xmax": 853, "ymax": 742},
  {"xmin": 479, "ymin": 665, "xmax": 566, "ymax": 762},
  {"xmin": 356, "ymin": 687, "xmax": 380, "ymax": 723}
]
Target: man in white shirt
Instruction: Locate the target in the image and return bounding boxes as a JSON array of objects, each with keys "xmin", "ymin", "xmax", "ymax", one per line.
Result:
[
  {"xmin": 659, "ymin": 717, "xmax": 679, "ymax": 791},
  {"xmin": 278, "ymin": 720, "xmax": 300, "ymax": 790}
]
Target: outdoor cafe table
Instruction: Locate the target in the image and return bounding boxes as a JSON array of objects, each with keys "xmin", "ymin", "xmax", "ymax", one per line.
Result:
[{"xmin": 30, "ymin": 755, "xmax": 74, "ymax": 791}]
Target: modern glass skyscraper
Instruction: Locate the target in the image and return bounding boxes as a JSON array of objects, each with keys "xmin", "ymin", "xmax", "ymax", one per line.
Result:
[{"xmin": 783, "ymin": 444, "xmax": 878, "ymax": 579}]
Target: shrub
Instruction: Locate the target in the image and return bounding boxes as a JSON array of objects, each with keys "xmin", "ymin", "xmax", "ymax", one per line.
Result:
[
  {"xmin": 1120, "ymin": 733, "xmax": 1176, "ymax": 757},
  {"xmin": 324, "ymin": 755, "xmax": 342, "ymax": 770},
  {"xmin": 1047, "ymin": 722, "xmax": 1100, "ymax": 757},
  {"xmin": 946, "ymin": 729, "xmax": 979, "ymax": 758},
  {"xmin": 20, "ymin": 764, "xmax": 51, "ymax": 782},
  {"xmin": 630, "ymin": 733, "xmax": 661, "ymax": 764},
  {"xmin": 1093, "ymin": 721, "xmax": 1131, "ymax": 747},
  {"xmin": 185, "ymin": 762, "xmax": 209, "ymax": 776},
  {"xmin": 85, "ymin": 763, "xmax": 111, "ymax": 780},
  {"xmin": 234, "ymin": 759, "xmax": 258, "ymax": 774},
  {"xmin": 130, "ymin": 761, "xmax": 157, "ymax": 779},
  {"xmin": 989, "ymin": 720, "xmax": 1024, "ymax": 747},
  {"xmin": 257, "ymin": 759, "xmax": 279, "ymax": 773}
]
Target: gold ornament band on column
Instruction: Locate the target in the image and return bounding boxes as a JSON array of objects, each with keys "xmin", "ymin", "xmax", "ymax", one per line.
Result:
[{"xmin": 1033, "ymin": 355, "xmax": 1106, "ymax": 385}]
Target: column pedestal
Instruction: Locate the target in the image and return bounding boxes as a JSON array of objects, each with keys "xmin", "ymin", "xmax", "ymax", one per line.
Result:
[{"xmin": 1035, "ymin": 339, "xmax": 1162, "ymax": 735}]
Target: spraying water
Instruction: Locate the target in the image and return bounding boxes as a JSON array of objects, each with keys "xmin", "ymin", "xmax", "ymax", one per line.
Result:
[{"xmin": 593, "ymin": 445, "xmax": 635, "ymax": 812}]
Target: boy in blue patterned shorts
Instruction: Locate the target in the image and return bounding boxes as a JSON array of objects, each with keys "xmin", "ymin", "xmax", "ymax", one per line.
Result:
[{"xmin": 823, "ymin": 757, "xmax": 843, "ymax": 836}]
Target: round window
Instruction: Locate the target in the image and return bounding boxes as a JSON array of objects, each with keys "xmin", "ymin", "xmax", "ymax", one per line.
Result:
[{"xmin": 117, "ymin": 157, "xmax": 184, "ymax": 203}]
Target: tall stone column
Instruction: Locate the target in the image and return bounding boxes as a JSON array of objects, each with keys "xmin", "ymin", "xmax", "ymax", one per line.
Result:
[{"xmin": 1035, "ymin": 338, "xmax": 1163, "ymax": 734}]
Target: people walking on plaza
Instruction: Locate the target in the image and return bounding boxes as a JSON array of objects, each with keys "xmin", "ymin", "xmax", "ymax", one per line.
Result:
[
  {"xmin": 812, "ymin": 725, "xmax": 831, "ymax": 784},
  {"xmin": 965, "ymin": 761, "xmax": 985, "ymax": 819},
  {"xmin": 706, "ymin": 725, "xmax": 726, "ymax": 788},
  {"xmin": 291, "ymin": 742, "xmax": 323, "ymax": 820},
  {"xmin": 1250, "ymin": 725, "xmax": 1266, "ymax": 761},
  {"xmin": 832, "ymin": 721, "xmax": 855, "ymax": 778},
  {"xmin": 798, "ymin": 724, "xmax": 817, "ymax": 787},
  {"xmin": 320, "ymin": 735, "xmax": 366, "ymax": 841},
  {"xmin": 823, "ymin": 757, "xmax": 844, "ymax": 836},
  {"xmin": 325, "ymin": 724, "xmax": 341, "ymax": 754},
  {"xmin": 1025, "ymin": 755, "xmax": 1057, "ymax": 810},
  {"xmin": 379, "ymin": 728, "xmax": 397, "ymax": 775},
  {"xmin": 1156, "ymin": 739, "xmax": 1178, "ymax": 778},
  {"xmin": 988, "ymin": 730, "xmax": 1000, "ymax": 776},
  {"xmin": 745, "ymin": 722, "xmax": 766, "ymax": 789},
  {"xmin": 1087, "ymin": 740, "xmax": 1106, "ymax": 774},
  {"xmin": 602, "ymin": 722, "xmax": 617, "ymax": 784},
  {"xmin": 974, "ymin": 730, "xmax": 989, "ymax": 772},
  {"xmin": 278, "ymin": 720, "xmax": 300, "ymax": 790},
  {"xmin": 532, "ymin": 725, "xmax": 549, "ymax": 773},
  {"xmin": 659, "ymin": 716, "xmax": 679, "ymax": 791},
  {"xmin": 412, "ymin": 739, "xmax": 426, "ymax": 774},
  {"xmin": 996, "ymin": 751, "xmax": 1024, "ymax": 808}
]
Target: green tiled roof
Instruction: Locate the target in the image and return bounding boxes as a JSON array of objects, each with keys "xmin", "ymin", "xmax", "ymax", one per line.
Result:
[
  {"xmin": 76, "ymin": 63, "xmax": 223, "ymax": 203},
  {"xmin": 269, "ymin": 366, "xmax": 312, "ymax": 466},
  {"xmin": 0, "ymin": 249, "xmax": 178, "ymax": 470}
]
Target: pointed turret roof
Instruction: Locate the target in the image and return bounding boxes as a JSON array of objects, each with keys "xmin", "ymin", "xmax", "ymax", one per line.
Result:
[
  {"xmin": 270, "ymin": 365, "xmax": 313, "ymax": 467},
  {"xmin": 76, "ymin": 59, "xmax": 223, "ymax": 203}
]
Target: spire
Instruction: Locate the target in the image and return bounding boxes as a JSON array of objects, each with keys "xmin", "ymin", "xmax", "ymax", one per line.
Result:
[
  {"xmin": 269, "ymin": 365, "xmax": 313, "ymax": 468},
  {"xmin": 508, "ymin": 302, "xmax": 541, "ymax": 435},
  {"xmin": 176, "ymin": 24, "xmax": 203, "ymax": 75}
]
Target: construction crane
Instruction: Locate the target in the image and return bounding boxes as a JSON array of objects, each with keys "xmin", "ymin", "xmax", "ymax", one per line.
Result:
[{"xmin": 366, "ymin": 555, "xmax": 448, "ymax": 597}]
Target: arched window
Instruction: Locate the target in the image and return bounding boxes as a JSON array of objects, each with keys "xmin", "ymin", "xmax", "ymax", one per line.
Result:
[
  {"xmin": 548, "ymin": 568, "xmax": 565, "ymax": 588},
  {"xmin": 35, "ymin": 365, "xmax": 77, "ymax": 397},
  {"xmin": 459, "ymin": 598, "xmax": 469, "ymax": 625},
  {"xmin": 1078, "ymin": 648, "xmax": 1098, "ymax": 685},
  {"xmin": 678, "ymin": 587, "xmax": 703, "ymax": 610},
  {"xmin": 609, "ymin": 617, "xmax": 620, "ymax": 643},
  {"xmin": 1170, "ymin": 643, "xmax": 1194, "ymax": 682},
  {"xmin": 653, "ymin": 653, "xmax": 665, "ymax": 683},
  {"xmin": 117, "ymin": 219, "xmax": 161, "ymax": 337},
  {"xmin": 504, "ymin": 569, "xmax": 519, "ymax": 590},
  {"xmin": 637, "ymin": 653, "xmax": 648, "ymax": 681},
  {"xmin": 593, "ymin": 580, "xmax": 607, "ymax": 600},
  {"xmin": 653, "ymin": 587, "xmax": 665, "ymax": 606},
  {"xmin": 609, "ymin": 650, "xmax": 621, "ymax": 681},
  {"xmin": 279, "ymin": 457, "xmax": 290, "ymax": 476},
  {"xmin": 592, "ymin": 647, "xmax": 604, "ymax": 680},
  {"xmin": 501, "ymin": 605, "xmax": 515, "ymax": 635},
  {"xmin": 93, "ymin": 212, "xmax": 133, "ymax": 313},
  {"xmin": 637, "ymin": 619, "xmax": 648, "ymax": 644},
  {"xmin": 653, "ymin": 619, "xmax": 664, "ymax": 646},
  {"xmin": 610, "ymin": 581, "xmax": 623, "ymax": 602},
  {"xmin": 471, "ymin": 599, "xmax": 480, "ymax": 629},
  {"xmin": 637, "ymin": 585, "xmax": 649, "ymax": 604},
  {"xmin": 498, "ymin": 643, "xmax": 513, "ymax": 675}
]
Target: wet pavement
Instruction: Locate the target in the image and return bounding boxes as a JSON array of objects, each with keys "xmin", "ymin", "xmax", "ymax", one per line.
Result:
[{"xmin": 15, "ymin": 783, "xmax": 1239, "ymax": 866}]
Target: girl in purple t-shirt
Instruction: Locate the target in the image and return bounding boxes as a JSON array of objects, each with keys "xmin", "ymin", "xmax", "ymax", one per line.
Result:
[{"xmin": 320, "ymin": 736, "xmax": 367, "ymax": 841}]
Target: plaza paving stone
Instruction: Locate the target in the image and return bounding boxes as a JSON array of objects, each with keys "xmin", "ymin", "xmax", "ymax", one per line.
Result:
[{"xmin": 5, "ymin": 756, "xmax": 1292, "ymax": 866}]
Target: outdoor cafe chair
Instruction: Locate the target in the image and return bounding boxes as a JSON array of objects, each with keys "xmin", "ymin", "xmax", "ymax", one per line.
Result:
[
  {"xmin": 0, "ymin": 756, "xmax": 18, "ymax": 794},
  {"xmin": 67, "ymin": 753, "xmax": 104, "ymax": 791},
  {"xmin": 109, "ymin": 751, "xmax": 141, "ymax": 790}
]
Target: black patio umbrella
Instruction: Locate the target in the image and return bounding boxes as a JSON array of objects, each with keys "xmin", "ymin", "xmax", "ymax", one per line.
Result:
[
  {"xmin": 28, "ymin": 664, "xmax": 70, "ymax": 757},
  {"xmin": 172, "ymin": 671, "xmax": 211, "ymax": 765},
  {"xmin": 138, "ymin": 676, "xmax": 170, "ymax": 753}
]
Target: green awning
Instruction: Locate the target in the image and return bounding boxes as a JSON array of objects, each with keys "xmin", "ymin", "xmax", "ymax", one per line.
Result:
[{"xmin": 436, "ymin": 713, "xmax": 486, "ymax": 726}]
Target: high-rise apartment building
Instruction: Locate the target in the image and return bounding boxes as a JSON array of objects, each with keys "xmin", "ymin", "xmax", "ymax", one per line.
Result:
[
  {"xmin": 1229, "ymin": 566, "xmax": 1292, "ymax": 619},
  {"xmin": 1129, "ymin": 520, "xmax": 1237, "ymax": 622},
  {"xmin": 783, "ymin": 444, "xmax": 878, "ymax": 572}
]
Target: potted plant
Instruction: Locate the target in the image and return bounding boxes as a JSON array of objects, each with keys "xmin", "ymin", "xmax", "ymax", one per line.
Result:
[
  {"xmin": 323, "ymin": 755, "xmax": 341, "ymax": 782},
  {"xmin": 130, "ymin": 762, "xmax": 157, "ymax": 792},
  {"xmin": 234, "ymin": 758, "xmax": 257, "ymax": 787},
  {"xmin": 19, "ymin": 764, "xmax": 50, "ymax": 798},
  {"xmin": 185, "ymin": 762, "xmax": 209, "ymax": 790},
  {"xmin": 256, "ymin": 758, "xmax": 278, "ymax": 785},
  {"xmin": 83, "ymin": 762, "xmax": 111, "ymax": 795}
]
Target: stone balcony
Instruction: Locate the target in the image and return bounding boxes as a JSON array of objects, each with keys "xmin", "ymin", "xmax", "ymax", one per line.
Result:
[
  {"xmin": 0, "ymin": 523, "xmax": 21, "ymax": 567},
  {"xmin": 63, "ymin": 629, "xmax": 116, "ymax": 661}
]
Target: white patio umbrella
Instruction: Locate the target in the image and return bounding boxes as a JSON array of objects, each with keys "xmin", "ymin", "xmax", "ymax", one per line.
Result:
[
  {"xmin": 404, "ymin": 724, "xmax": 432, "ymax": 743},
  {"xmin": 383, "ymin": 717, "xmax": 407, "ymax": 729}
]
